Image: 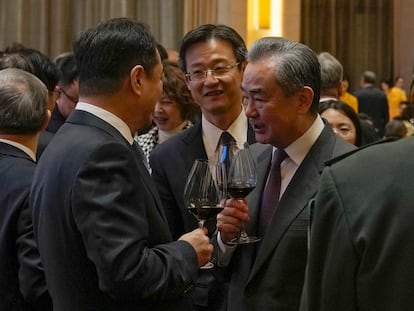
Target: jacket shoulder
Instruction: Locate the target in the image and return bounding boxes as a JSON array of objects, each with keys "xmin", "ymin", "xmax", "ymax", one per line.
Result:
[{"xmin": 325, "ymin": 137, "xmax": 396, "ymax": 166}]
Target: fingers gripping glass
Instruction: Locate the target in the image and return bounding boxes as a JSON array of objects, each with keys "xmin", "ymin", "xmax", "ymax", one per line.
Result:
[
  {"xmin": 185, "ymin": 62, "xmax": 240, "ymax": 82},
  {"xmin": 219, "ymin": 142, "xmax": 261, "ymax": 245},
  {"xmin": 184, "ymin": 159, "xmax": 227, "ymax": 269}
]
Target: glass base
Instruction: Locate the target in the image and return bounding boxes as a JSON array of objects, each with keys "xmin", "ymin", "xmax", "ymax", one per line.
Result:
[
  {"xmin": 227, "ymin": 235, "xmax": 261, "ymax": 245},
  {"xmin": 200, "ymin": 261, "xmax": 214, "ymax": 269}
]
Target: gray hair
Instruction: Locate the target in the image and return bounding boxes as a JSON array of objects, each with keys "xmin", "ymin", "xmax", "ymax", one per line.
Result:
[
  {"xmin": 247, "ymin": 37, "xmax": 321, "ymax": 113},
  {"xmin": 362, "ymin": 70, "xmax": 376, "ymax": 84},
  {"xmin": 318, "ymin": 52, "xmax": 343, "ymax": 89},
  {"xmin": 0, "ymin": 68, "xmax": 48, "ymax": 134}
]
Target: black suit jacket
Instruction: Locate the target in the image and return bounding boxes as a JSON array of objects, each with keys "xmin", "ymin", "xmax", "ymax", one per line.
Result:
[
  {"xmin": 31, "ymin": 110, "xmax": 199, "ymax": 311},
  {"xmin": 222, "ymin": 124, "xmax": 355, "ymax": 311},
  {"xmin": 301, "ymin": 136, "xmax": 414, "ymax": 311},
  {"xmin": 0, "ymin": 143, "xmax": 51, "ymax": 311},
  {"xmin": 354, "ymin": 85, "xmax": 389, "ymax": 136}
]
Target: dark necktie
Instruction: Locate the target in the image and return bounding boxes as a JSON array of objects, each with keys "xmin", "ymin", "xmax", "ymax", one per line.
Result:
[
  {"xmin": 133, "ymin": 141, "xmax": 151, "ymax": 172},
  {"xmin": 259, "ymin": 148, "xmax": 288, "ymax": 236},
  {"xmin": 218, "ymin": 131, "xmax": 236, "ymax": 173}
]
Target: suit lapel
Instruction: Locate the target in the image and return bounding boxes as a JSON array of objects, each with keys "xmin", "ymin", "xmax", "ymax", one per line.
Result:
[
  {"xmin": 66, "ymin": 110, "xmax": 169, "ymax": 224},
  {"xmin": 247, "ymin": 126, "xmax": 339, "ymax": 282},
  {"xmin": 180, "ymin": 123, "xmax": 208, "ymax": 168}
]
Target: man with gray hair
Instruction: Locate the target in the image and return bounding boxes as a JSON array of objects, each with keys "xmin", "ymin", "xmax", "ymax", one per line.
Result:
[
  {"xmin": 0, "ymin": 68, "xmax": 52, "ymax": 310},
  {"xmin": 318, "ymin": 51, "xmax": 343, "ymax": 101},
  {"xmin": 216, "ymin": 37, "xmax": 355, "ymax": 311},
  {"xmin": 354, "ymin": 70, "xmax": 389, "ymax": 136}
]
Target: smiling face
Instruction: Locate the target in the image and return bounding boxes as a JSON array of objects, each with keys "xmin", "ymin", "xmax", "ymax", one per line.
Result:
[
  {"xmin": 242, "ymin": 59, "xmax": 310, "ymax": 147},
  {"xmin": 153, "ymin": 94, "xmax": 185, "ymax": 131},
  {"xmin": 183, "ymin": 38, "xmax": 244, "ymax": 124}
]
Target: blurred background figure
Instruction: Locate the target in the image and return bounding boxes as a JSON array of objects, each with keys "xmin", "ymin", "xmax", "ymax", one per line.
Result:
[
  {"xmin": 319, "ymin": 99, "xmax": 362, "ymax": 146},
  {"xmin": 46, "ymin": 52, "xmax": 78, "ymax": 133},
  {"xmin": 136, "ymin": 62, "xmax": 200, "ymax": 165},
  {"xmin": 0, "ymin": 68, "xmax": 52, "ymax": 311},
  {"xmin": 339, "ymin": 73, "xmax": 358, "ymax": 112},
  {"xmin": 393, "ymin": 100, "xmax": 414, "ymax": 136},
  {"xmin": 166, "ymin": 48, "xmax": 179, "ymax": 67},
  {"xmin": 1, "ymin": 43, "xmax": 60, "ymax": 158},
  {"xmin": 382, "ymin": 76, "xmax": 407, "ymax": 120},
  {"xmin": 384, "ymin": 119, "xmax": 408, "ymax": 139},
  {"xmin": 354, "ymin": 70, "xmax": 389, "ymax": 137}
]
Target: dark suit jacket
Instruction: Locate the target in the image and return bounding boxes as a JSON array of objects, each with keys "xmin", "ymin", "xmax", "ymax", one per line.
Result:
[
  {"xmin": 222, "ymin": 124, "xmax": 355, "ymax": 311},
  {"xmin": 301, "ymin": 137, "xmax": 414, "ymax": 311},
  {"xmin": 36, "ymin": 130, "xmax": 54, "ymax": 160},
  {"xmin": 0, "ymin": 143, "xmax": 51, "ymax": 311},
  {"xmin": 354, "ymin": 86, "xmax": 389, "ymax": 136},
  {"xmin": 30, "ymin": 110, "xmax": 199, "ymax": 311},
  {"xmin": 45, "ymin": 104, "xmax": 66, "ymax": 134},
  {"xmin": 149, "ymin": 121, "xmax": 256, "ymax": 310}
]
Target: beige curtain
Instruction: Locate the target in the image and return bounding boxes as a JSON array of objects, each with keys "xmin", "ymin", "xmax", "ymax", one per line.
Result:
[
  {"xmin": 0, "ymin": 0, "xmax": 188, "ymax": 58},
  {"xmin": 301, "ymin": 0, "xmax": 393, "ymax": 93}
]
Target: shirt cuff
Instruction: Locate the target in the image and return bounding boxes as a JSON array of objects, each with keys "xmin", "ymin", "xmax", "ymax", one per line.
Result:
[{"xmin": 217, "ymin": 231, "xmax": 237, "ymax": 267}]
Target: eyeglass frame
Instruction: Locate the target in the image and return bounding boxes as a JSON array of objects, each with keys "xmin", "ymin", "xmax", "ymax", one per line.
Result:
[
  {"xmin": 185, "ymin": 62, "xmax": 241, "ymax": 82},
  {"xmin": 58, "ymin": 86, "xmax": 78, "ymax": 104}
]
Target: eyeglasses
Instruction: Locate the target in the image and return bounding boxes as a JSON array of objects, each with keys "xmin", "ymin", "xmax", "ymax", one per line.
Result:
[
  {"xmin": 59, "ymin": 87, "xmax": 78, "ymax": 104},
  {"xmin": 185, "ymin": 62, "xmax": 240, "ymax": 82}
]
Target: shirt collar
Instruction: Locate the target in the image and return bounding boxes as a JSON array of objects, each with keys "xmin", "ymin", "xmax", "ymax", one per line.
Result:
[
  {"xmin": 278, "ymin": 115, "xmax": 325, "ymax": 166},
  {"xmin": 201, "ymin": 107, "xmax": 248, "ymax": 160},
  {"xmin": 0, "ymin": 139, "xmax": 36, "ymax": 162},
  {"xmin": 76, "ymin": 102, "xmax": 134, "ymax": 144}
]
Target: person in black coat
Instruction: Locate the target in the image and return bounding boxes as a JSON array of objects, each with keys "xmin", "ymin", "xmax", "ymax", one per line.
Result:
[
  {"xmin": 301, "ymin": 136, "xmax": 414, "ymax": 311},
  {"xmin": 0, "ymin": 68, "xmax": 52, "ymax": 311},
  {"xmin": 30, "ymin": 18, "xmax": 212, "ymax": 311},
  {"xmin": 354, "ymin": 70, "xmax": 389, "ymax": 137}
]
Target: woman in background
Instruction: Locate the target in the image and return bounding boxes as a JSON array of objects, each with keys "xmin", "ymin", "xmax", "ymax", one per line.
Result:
[
  {"xmin": 136, "ymin": 62, "xmax": 200, "ymax": 165},
  {"xmin": 319, "ymin": 99, "xmax": 362, "ymax": 146}
]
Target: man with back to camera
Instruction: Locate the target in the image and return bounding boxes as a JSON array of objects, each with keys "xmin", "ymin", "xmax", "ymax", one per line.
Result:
[
  {"xmin": 30, "ymin": 18, "xmax": 212, "ymax": 311},
  {"xmin": 354, "ymin": 70, "xmax": 389, "ymax": 137},
  {"xmin": 215, "ymin": 37, "xmax": 355, "ymax": 311},
  {"xmin": 300, "ymin": 122, "xmax": 414, "ymax": 311},
  {"xmin": 0, "ymin": 68, "xmax": 52, "ymax": 311}
]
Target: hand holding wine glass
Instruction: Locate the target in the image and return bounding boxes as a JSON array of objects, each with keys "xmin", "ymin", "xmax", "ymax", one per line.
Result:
[
  {"xmin": 184, "ymin": 159, "xmax": 227, "ymax": 269},
  {"xmin": 220, "ymin": 141, "xmax": 261, "ymax": 244}
]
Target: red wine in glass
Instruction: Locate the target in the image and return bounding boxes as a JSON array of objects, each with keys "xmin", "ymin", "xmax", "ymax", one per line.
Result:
[{"xmin": 184, "ymin": 159, "xmax": 226, "ymax": 268}]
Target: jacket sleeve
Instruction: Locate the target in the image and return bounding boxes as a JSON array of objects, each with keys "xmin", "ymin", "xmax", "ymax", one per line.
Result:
[{"xmin": 72, "ymin": 142, "xmax": 198, "ymax": 301}]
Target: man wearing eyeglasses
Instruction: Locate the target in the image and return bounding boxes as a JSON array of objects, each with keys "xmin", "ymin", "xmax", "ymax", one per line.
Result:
[
  {"xmin": 149, "ymin": 24, "xmax": 256, "ymax": 310},
  {"xmin": 46, "ymin": 52, "xmax": 79, "ymax": 134}
]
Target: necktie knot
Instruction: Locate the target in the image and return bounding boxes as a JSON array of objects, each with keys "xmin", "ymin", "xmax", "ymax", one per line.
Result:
[
  {"xmin": 272, "ymin": 148, "xmax": 288, "ymax": 167},
  {"xmin": 219, "ymin": 131, "xmax": 235, "ymax": 146}
]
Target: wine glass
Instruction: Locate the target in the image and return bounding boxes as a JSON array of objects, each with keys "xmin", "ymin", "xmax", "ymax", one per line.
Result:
[
  {"xmin": 220, "ymin": 141, "xmax": 261, "ymax": 245},
  {"xmin": 183, "ymin": 159, "xmax": 227, "ymax": 269}
]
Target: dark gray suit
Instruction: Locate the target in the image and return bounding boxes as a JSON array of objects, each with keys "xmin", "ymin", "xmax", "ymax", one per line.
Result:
[
  {"xmin": 354, "ymin": 85, "xmax": 389, "ymax": 136},
  {"xmin": 31, "ymin": 110, "xmax": 199, "ymax": 311},
  {"xmin": 223, "ymin": 124, "xmax": 355, "ymax": 311},
  {"xmin": 301, "ymin": 136, "xmax": 414, "ymax": 311},
  {"xmin": 0, "ymin": 143, "xmax": 51, "ymax": 311}
]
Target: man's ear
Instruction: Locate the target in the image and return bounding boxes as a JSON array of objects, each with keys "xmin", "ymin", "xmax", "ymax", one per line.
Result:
[
  {"xmin": 40, "ymin": 109, "xmax": 52, "ymax": 131},
  {"xmin": 297, "ymin": 86, "xmax": 314, "ymax": 114},
  {"xmin": 130, "ymin": 65, "xmax": 144, "ymax": 95}
]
